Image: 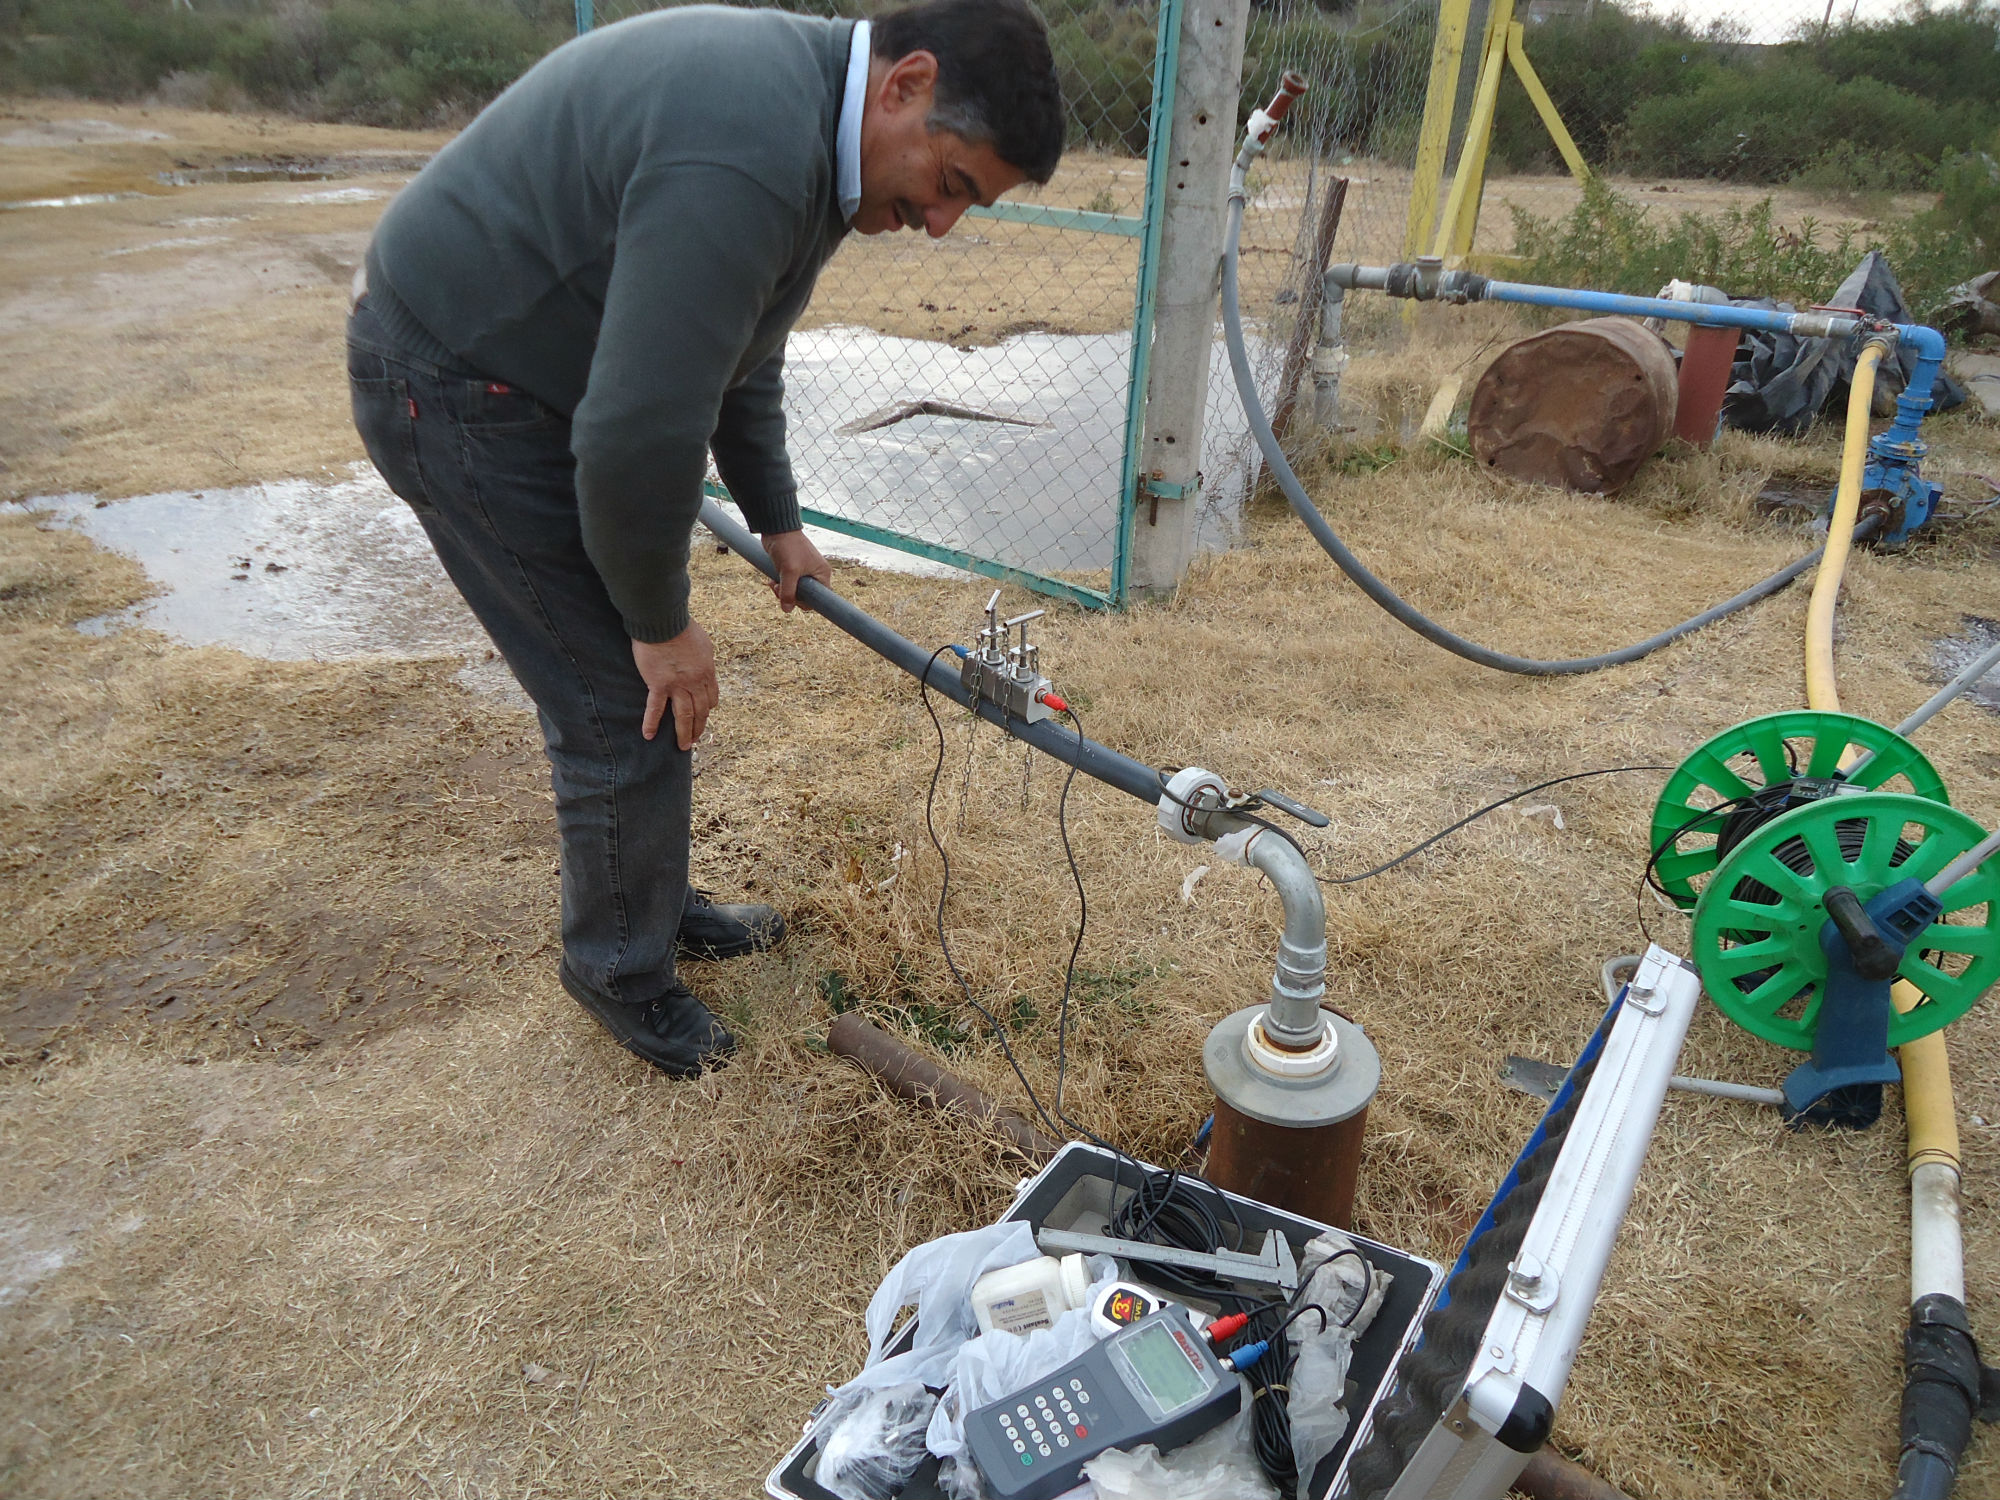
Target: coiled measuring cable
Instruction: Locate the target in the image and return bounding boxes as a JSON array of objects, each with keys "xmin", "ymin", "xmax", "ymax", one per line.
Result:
[{"xmin": 1218, "ymin": 192, "xmax": 1885, "ymax": 675}]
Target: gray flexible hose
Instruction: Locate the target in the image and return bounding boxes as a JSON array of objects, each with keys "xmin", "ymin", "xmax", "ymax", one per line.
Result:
[{"xmin": 1219, "ymin": 197, "xmax": 1877, "ymax": 675}]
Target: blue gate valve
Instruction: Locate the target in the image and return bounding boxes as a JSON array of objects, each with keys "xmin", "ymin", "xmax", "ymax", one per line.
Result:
[{"xmin": 1826, "ymin": 322, "xmax": 1948, "ymax": 547}]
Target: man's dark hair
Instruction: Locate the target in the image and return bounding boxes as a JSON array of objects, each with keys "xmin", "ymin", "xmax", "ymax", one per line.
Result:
[{"xmin": 872, "ymin": 0, "xmax": 1066, "ymax": 185}]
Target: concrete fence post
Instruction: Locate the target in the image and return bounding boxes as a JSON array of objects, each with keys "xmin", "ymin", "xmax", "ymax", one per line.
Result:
[{"xmin": 1128, "ymin": 0, "xmax": 1252, "ymax": 599}]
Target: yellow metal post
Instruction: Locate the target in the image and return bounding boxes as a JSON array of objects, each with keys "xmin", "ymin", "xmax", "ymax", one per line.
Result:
[
  {"xmin": 1431, "ymin": 0, "xmax": 1510, "ymax": 262},
  {"xmin": 1507, "ymin": 22, "xmax": 1590, "ymax": 182},
  {"xmin": 1442, "ymin": 0, "xmax": 1518, "ymax": 260},
  {"xmin": 1401, "ymin": 0, "xmax": 1476, "ymax": 258}
]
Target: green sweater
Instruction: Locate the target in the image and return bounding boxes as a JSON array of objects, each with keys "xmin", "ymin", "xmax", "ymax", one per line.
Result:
[{"xmin": 366, "ymin": 6, "xmax": 856, "ymax": 641}]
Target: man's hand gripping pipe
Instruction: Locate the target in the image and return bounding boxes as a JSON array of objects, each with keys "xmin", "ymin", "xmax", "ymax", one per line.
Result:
[{"xmin": 695, "ymin": 500, "xmax": 1162, "ymax": 804}]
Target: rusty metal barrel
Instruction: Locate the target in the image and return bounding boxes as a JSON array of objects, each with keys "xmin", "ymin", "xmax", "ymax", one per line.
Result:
[{"xmin": 1468, "ymin": 316, "xmax": 1679, "ymax": 493}]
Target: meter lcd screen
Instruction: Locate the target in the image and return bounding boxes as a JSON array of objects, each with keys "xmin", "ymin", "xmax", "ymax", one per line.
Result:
[{"xmin": 1119, "ymin": 1323, "xmax": 1208, "ymax": 1411}]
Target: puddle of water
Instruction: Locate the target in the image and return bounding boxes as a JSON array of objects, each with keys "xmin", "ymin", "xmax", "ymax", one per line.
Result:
[
  {"xmin": 1932, "ymin": 617, "xmax": 2000, "ymax": 716},
  {"xmin": 29, "ymin": 467, "xmax": 958, "ymax": 698},
  {"xmin": 0, "ymin": 119, "xmax": 171, "ymax": 147},
  {"xmin": 26, "ymin": 325, "xmax": 1267, "ymax": 690},
  {"xmin": 156, "ymin": 165, "xmax": 337, "ymax": 186},
  {"xmin": 285, "ymin": 186, "xmax": 387, "ymax": 204},
  {"xmin": 154, "ymin": 153, "xmax": 433, "ymax": 189},
  {"xmin": 34, "ymin": 471, "xmax": 518, "ymax": 693},
  {"xmin": 106, "ymin": 235, "xmax": 229, "ymax": 257},
  {"xmin": 1, "ymin": 191, "xmax": 148, "ymax": 211}
]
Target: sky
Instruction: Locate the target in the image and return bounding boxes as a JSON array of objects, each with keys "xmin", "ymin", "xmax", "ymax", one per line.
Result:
[{"xmin": 1623, "ymin": 0, "xmax": 1919, "ymax": 40}]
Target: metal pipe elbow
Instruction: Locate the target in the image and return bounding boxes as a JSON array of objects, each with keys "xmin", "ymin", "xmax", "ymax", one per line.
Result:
[{"xmin": 1243, "ymin": 827, "xmax": 1329, "ymax": 1047}]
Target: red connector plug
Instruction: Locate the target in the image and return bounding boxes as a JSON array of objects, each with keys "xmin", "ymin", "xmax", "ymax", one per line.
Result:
[
  {"xmin": 1038, "ymin": 690, "xmax": 1069, "ymax": 714},
  {"xmin": 1206, "ymin": 1312, "xmax": 1251, "ymax": 1343}
]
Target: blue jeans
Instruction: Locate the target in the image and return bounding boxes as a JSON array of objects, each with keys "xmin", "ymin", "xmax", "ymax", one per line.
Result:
[{"xmin": 346, "ymin": 298, "xmax": 691, "ymax": 1006}]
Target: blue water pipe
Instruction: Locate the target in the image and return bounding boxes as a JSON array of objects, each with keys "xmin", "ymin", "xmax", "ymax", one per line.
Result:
[{"xmin": 1325, "ymin": 260, "xmax": 1950, "ymax": 545}]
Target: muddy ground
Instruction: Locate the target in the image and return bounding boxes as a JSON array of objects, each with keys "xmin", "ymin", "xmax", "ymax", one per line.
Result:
[{"xmin": 3, "ymin": 99, "xmax": 2000, "ymax": 1499}]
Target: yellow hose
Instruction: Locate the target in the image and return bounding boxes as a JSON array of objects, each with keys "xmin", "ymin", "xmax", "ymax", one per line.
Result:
[
  {"xmin": 1804, "ymin": 342, "xmax": 1883, "ymax": 713},
  {"xmin": 1804, "ymin": 341, "xmax": 1961, "ymax": 1176}
]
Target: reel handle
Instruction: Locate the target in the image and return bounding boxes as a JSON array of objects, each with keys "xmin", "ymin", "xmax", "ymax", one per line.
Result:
[{"xmin": 1823, "ymin": 886, "xmax": 1901, "ymax": 982}]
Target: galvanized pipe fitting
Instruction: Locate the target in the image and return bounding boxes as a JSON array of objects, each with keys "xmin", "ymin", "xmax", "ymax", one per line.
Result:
[{"xmin": 1243, "ymin": 826, "xmax": 1329, "ymax": 1048}]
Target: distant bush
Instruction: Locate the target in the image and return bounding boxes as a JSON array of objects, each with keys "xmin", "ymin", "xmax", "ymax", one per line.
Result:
[
  {"xmin": 0, "ymin": 0, "xmax": 571, "ymax": 127},
  {"xmin": 1487, "ymin": 2, "xmax": 1998, "ymax": 186},
  {"xmin": 1510, "ymin": 161, "xmax": 1996, "ymax": 322},
  {"xmin": 1622, "ymin": 64, "xmax": 1986, "ymax": 184},
  {"xmin": 1509, "ymin": 178, "xmax": 1853, "ymax": 306}
]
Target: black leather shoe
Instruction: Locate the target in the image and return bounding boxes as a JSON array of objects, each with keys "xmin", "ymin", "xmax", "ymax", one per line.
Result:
[
  {"xmin": 560, "ymin": 965, "xmax": 737, "ymax": 1079},
  {"xmin": 678, "ymin": 888, "xmax": 786, "ymax": 961}
]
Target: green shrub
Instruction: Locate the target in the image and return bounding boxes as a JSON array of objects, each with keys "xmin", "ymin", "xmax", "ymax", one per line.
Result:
[
  {"xmin": 1489, "ymin": 2, "xmax": 1998, "ymax": 183},
  {"xmin": 1886, "ymin": 142, "xmax": 2000, "ymax": 315},
  {"xmin": 1790, "ymin": 140, "xmax": 1931, "ymax": 200},
  {"xmin": 1621, "ymin": 63, "xmax": 1978, "ymax": 182},
  {"xmin": 0, "ymin": 0, "xmax": 570, "ymax": 127},
  {"xmin": 1510, "ymin": 178, "xmax": 1851, "ymax": 304},
  {"xmin": 1509, "ymin": 164, "xmax": 1996, "ymax": 324}
]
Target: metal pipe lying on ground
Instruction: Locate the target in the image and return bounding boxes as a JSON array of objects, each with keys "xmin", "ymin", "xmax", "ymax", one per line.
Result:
[
  {"xmin": 827, "ymin": 1012, "xmax": 1063, "ymax": 1163},
  {"xmin": 1513, "ymin": 1448, "xmax": 1635, "ymax": 1500}
]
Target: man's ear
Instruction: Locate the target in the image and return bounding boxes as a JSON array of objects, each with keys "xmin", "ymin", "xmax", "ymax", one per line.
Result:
[{"xmin": 879, "ymin": 50, "xmax": 939, "ymax": 113}]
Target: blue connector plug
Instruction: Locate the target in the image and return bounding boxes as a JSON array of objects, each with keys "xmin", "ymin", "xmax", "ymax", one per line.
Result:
[
  {"xmin": 1221, "ymin": 1339, "xmax": 1270, "ymax": 1372},
  {"xmin": 947, "ymin": 644, "xmax": 969, "ymax": 659}
]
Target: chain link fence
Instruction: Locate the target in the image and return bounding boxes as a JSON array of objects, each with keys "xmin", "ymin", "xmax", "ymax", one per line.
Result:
[
  {"xmin": 577, "ymin": 1, "xmax": 1988, "ymax": 590},
  {"xmin": 1197, "ymin": 0, "xmax": 1438, "ymax": 531},
  {"xmin": 582, "ymin": 0, "xmax": 1172, "ymax": 605}
]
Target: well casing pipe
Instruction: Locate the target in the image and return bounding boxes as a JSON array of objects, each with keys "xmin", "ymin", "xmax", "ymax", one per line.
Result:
[{"xmin": 1206, "ymin": 1094, "xmax": 1370, "ymax": 1230}]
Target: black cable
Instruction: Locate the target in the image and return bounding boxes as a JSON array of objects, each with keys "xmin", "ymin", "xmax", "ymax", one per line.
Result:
[
  {"xmin": 1633, "ymin": 787, "xmax": 1771, "ymax": 944},
  {"xmin": 916, "ymin": 644, "xmax": 1062, "ymax": 1139},
  {"xmin": 914, "ymin": 667, "xmax": 1256, "ymax": 1282},
  {"xmin": 1315, "ymin": 765, "xmax": 1672, "ymax": 884},
  {"xmin": 1155, "ymin": 762, "xmax": 1672, "ymax": 886},
  {"xmin": 914, "ymin": 665, "xmax": 1376, "ymax": 1491}
]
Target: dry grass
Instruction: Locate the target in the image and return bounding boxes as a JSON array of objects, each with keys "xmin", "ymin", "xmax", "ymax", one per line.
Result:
[{"xmin": 4, "ymin": 100, "xmax": 2000, "ymax": 1500}]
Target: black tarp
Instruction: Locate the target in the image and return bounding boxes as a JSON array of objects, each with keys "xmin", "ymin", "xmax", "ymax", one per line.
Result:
[{"xmin": 1721, "ymin": 252, "xmax": 1967, "ymax": 436}]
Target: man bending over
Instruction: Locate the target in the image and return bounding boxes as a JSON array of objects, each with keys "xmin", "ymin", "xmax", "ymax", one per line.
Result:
[{"xmin": 348, "ymin": 0, "xmax": 1064, "ymax": 1076}]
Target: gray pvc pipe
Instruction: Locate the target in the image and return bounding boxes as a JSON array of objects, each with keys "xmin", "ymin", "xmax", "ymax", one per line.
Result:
[
  {"xmin": 702, "ymin": 499, "xmax": 1335, "ymax": 1051},
  {"xmin": 1843, "ymin": 637, "xmax": 2000, "ymax": 783},
  {"xmin": 697, "ymin": 500, "xmax": 1163, "ymax": 807}
]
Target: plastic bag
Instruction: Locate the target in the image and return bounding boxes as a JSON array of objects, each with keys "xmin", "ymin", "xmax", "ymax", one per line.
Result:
[
  {"xmin": 833, "ymin": 1219, "xmax": 1041, "ymax": 1400},
  {"xmin": 926, "ymin": 1298, "xmax": 1110, "ymax": 1466},
  {"xmin": 1083, "ymin": 1394, "xmax": 1278, "ymax": 1500},
  {"xmin": 815, "ymin": 1382, "xmax": 939, "ymax": 1500},
  {"xmin": 1287, "ymin": 1230, "xmax": 1393, "ymax": 1498}
]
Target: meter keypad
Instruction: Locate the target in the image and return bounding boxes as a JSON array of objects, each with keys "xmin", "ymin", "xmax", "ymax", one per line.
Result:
[
  {"xmin": 965, "ymin": 1307, "xmax": 1235, "ymax": 1499},
  {"xmin": 998, "ymin": 1378, "xmax": 1099, "ymax": 1470}
]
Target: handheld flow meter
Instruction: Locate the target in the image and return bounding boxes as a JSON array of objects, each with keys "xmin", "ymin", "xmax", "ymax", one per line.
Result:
[{"xmin": 963, "ymin": 1307, "xmax": 1239, "ymax": 1500}]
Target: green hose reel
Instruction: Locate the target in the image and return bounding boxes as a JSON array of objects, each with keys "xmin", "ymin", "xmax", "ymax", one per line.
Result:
[
  {"xmin": 1690, "ymin": 792, "xmax": 2000, "ymax": 1054},
  {"xmin": 1649, "ymin": 711, "xmax": 1950, "ymax": 911}
]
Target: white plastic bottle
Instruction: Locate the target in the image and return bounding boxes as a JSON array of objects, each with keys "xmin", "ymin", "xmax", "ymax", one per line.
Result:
[{"xmin": 970, "ymin": 1253, "xmax": 1092, "ymax": 1336}]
